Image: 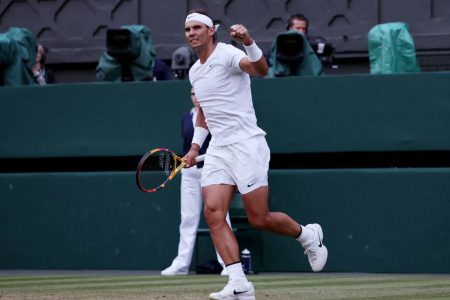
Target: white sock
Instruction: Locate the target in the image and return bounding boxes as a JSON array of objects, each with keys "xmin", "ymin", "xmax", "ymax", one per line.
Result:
[
  {"xmin": 297, "ymin": 225, "xmax": 315, "ymax": 246},
  {"xmin": 226, "ymin": 262, "xmax": 247, "ymax": 282}
]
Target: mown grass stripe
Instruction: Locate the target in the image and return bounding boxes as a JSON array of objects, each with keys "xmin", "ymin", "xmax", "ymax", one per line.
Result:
[
  {"xmin": 2, "ymin": 280, "xmax": 450, "ymax": 290},
  {"xmin": 0, "ymin": 275, "xmax": 101, "ymax": 282},
  {"xmin": 0, "ymin": 274, "xmax": 224, "ymax": 286},
  {"xmin": 254, "ymin": 276, "xmax": 450, "ymax": 290},
  {"xmin": 0, "ymin": 282, "xmax": 223, "ymax": 294},
  {"xmin": 0, "ymin": 278, "xmax": 227, "ymax": 292},
  {"xmin": 255, "ymin": 282, "xmax": 450, "ymax": 299},
  {"xmin": 2, "ymin": 275, "xmax": 449, "ymax": 290},
  {"xmin": 255, "ymin": 286, "xmax": 450, "ymax": 300},
  {"xmin": 256, "ymin": 280, "xmax": 450, "ymax": 290},
  {"xmin": 0, "ymin": 274, "xmax": 220, "ymax": 282},
  {"xmin": 0, "ymin": 277, "xmax": 200, "ymax": 288}
]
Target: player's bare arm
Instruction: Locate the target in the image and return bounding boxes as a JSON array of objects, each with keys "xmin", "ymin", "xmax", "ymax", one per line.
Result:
[
  {"xmin": 230, "ymin": 24, "xmax": 268, "ymax": 77},
  {"xmin": 195, "ymin": 106, "xmax": 207, "ymax": 129},
  {"xmin": 184, "ymin": 106, "xmax": 208, "ymax": 167}
]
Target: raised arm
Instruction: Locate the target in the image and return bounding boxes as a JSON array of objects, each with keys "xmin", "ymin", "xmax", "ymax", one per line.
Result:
[{"xmin": 230, "ymin": 24, "xmax": 268, "ymax": 77}]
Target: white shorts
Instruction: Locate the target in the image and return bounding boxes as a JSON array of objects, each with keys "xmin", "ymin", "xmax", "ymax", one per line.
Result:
[{"xmin": 201, "ymin": 135, "xmax": 270, "ymax": 194}]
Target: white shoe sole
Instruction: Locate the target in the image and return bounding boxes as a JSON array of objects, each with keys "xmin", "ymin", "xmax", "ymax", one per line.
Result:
[
  {"xmin": 208, "ymin": 282, "xmax": 255, "ymax": 300},
  {"xmin": 209, "ymin": 295, "xmax": 255, "ymax": 300},
  {"xmin": 161, "ymin": 270, "xmax": 188, "ymax": 276}
]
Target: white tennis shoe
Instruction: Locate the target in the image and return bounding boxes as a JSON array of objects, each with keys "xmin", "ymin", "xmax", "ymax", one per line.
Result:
[
  {"xmin": 303, "ymin": 223, "xmax": 328, "ymax": 272},
  {"xmin": 161, "ymin": 264, "xmax": 188, "ymax": 276},
  {"xmin": 209, "ymin": 279, "xmax": 255, "ymax": 300}
]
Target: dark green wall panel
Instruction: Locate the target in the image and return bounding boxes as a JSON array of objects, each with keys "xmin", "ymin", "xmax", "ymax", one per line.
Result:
[
  {"xmin": 264, "ymin": 169, "xmax": 450, "ymax": 273},
  {"xmin": 255, "ymin": 73, "xmax": 450, "ymax": 153},
  {"xmin": 0, "ymin": 172, "xmax": 183, "ymax": 269},
  {"xmin": 1, "ymin": 72, "xmax": 450, "ymax": 272},
  {"xmin": 1, "ymin": 72, "xmax": 450, "ymax": 158},
  {"xmin": 0, "ymin": 81, "xmax": 192, "ymax": 158},
  {"xmin": 1, "ymin": 169, "xmax": 449, "ymax": 272}
]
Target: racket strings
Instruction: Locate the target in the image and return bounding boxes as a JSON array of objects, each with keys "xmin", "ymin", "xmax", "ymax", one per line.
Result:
[
  {"xmin": 140, "ymin": 151, "xmax": 177, "ymax": 190},
  {"xmin": 159, "ymin": 152, "xmax": 174, "ymax": 176}
]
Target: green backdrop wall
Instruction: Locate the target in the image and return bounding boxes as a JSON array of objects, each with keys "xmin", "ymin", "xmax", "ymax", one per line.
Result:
[{"xmin": 1, "ymin": 72, "xmax": 450, "ymax": 273}]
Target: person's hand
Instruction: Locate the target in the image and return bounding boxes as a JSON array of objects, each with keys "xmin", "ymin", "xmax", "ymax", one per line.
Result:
[
  {"xmin": 230, "ymin": 24, "xmax": 253, "ymax": 46},
  {"xmin": 32, "ymin": 63, "xmax": 41, "ymax": 77},
  {"xmin": 183, "ymin": 147, "xmax": 200, "ymax": 168}
]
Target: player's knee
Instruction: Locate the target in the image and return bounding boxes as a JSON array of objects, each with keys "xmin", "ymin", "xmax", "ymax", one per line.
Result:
[
  {"xmin": 203, "ymin": 207, "xmax": 224, "ymax": 227},
  {"xmin": 248, "ymin": 214, "xmax": 269, "ymax": 230}
]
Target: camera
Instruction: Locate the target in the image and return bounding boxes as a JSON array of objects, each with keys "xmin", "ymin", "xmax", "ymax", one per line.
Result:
[
  {"xmin": 308, "ymin": 36, "xmax": 334, "ymax": 65},
  {"xmin": 171, "ymin": 46, "xmax": 197, "ymax": 80},
  {"xmin": 276, "ymin": 32, "xmax": 305, "ymax": 69},
  {"xmin": 268, "ymin": 31, "xmax": 323, "ymax": 77},
  {"xmin": 96, "ymin": 25, "xmax": 156, "ymax": 82},
  {"xmin": 106, "ymin": 29, "xmax": 139, "ymax": 63}
]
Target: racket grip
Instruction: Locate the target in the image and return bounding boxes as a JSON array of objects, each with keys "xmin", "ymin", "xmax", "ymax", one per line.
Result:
[{"xmin": 195, "ymin": 154, "xmax": 205, "ymax": 162}]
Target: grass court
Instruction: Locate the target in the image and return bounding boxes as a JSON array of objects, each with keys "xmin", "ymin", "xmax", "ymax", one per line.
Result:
[{"xmin": 1, "ymin": 271, "xmax": 450, "ymax": 299}]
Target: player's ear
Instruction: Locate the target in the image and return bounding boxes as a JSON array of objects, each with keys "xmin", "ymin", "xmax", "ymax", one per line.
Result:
[{"xmin": 208, "ymin": 26, "xmax": 217, "ymax": 37}]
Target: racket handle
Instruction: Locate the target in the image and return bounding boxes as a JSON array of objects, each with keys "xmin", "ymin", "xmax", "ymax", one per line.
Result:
[{"xmin": 195, "ymin": 154, "xmax": 205, "ymax": 162}]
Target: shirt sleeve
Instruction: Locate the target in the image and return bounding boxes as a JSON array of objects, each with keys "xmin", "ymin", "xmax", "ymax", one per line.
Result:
[{"xmin": 223, "ymin": 43, "xmax": 247, "ymax": 72}]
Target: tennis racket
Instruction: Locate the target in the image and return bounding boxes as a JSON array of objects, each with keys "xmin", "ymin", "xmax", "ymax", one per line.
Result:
[{"xmin": 136, "ymin": 148, "xmax": 205, "ymax": 193}]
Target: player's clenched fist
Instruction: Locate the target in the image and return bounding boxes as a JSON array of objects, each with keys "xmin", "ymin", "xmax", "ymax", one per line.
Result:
[{"xmin": 230, "ymin": 24, "xmax": 253, "ymax": 46}]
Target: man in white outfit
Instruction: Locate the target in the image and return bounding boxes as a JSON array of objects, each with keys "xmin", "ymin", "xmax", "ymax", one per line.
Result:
[
  {"xmin": 183, "ymin": 9, "xmax": 328, "ymax": 300},
  {"xmin": 161, "ymin": 88, "xmax": 231, "ymax": 276}
]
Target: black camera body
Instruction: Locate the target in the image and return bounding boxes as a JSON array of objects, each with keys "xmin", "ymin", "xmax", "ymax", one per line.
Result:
[
  {"xmin": 96, "ymin": 25, "xmax": 156, "ymax": 82},
  {"xmin": 106, "ymin": 29, "xmax": 140, "ymax": 63},
  {"xmin": 308, "ymin": 36, "xmax": 334, "ymax": 65},
  {"xmin": 268, "ymin": 31, "xmax": 324, "ymax": 77}
]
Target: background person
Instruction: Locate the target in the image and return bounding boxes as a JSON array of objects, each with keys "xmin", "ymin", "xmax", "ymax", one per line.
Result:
[
  {"xmin": 286, "ymin": 13, "xmax": 335, "ymax": 66},
  {"xmin": 32, "ymin": 44, "xmax": 55, "ymax": 85},
  {"xmin": 161, "ymin": 87, "xmax": 231, "ymax": 276},
  {"xmin": 153, "ymin": 59, "xmax": 172, "ymax": 81},
  {"xmin": 287, "ymin": 13, "xmax": 309, "ymax": 35}
]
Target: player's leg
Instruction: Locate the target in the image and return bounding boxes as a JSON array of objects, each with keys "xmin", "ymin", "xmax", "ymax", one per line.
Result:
[
  {"xmin": 237, "ymin": 134, "xmax": 328, "ymax": 273},
  {"xmin": 216, "ymin": 212, "xmax": 232, "ymax": 276},
  {"xmin": 242, "ymin": 185, "xmax": 328, "ymax": 272},
  {"xmin": 162, "ymin": 167, "xmax": 202, "ymax": 275},
  {"xmin": 203, "ymin": 184, "xmax": 255, "ymax": 300},
  {"xmin": 242, "ymin": 186, "xmax": 301, "ymax": 236},
  {"xmin": 202, "ymin": 184, "xmax": 237, "ymax": 264}
]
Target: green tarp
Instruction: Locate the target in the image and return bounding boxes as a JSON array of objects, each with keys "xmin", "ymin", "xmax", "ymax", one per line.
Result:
[
  {"xmin": 368, "ymin": 22, "xmax": 420, "ymax": 74},
  {"xmin": 96, "ymin": 25, "xmax": 156, "ymax": 82},
  {"xmin": 0, "ymin": 27, "xmax": 37, "ymax": 86},
  {"xmin": 267, "ymin": 31, "xmax": 323, "ymax": 78}
]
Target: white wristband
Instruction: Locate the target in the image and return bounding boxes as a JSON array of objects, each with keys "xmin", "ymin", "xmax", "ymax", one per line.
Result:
[
  {"xmin": 244, "ymin": 41, "xmax": 263, "ymax": 62},
  {"xmin": 192, "ymin": 127, "xmax": 209, "ymax": 148}
]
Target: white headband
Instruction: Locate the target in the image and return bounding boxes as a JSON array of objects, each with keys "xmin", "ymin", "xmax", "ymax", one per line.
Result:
[{"xmin": 185, "ymin": 13, "xmax": 220, "ymax": 31}]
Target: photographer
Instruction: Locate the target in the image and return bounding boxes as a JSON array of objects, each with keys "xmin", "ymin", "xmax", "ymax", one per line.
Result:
[{"xmin": 32, "ymin": 44, "xmax": 55, "ymax": 85}]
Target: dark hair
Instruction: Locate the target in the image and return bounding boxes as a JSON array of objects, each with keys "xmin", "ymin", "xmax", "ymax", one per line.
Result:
[
  {"xmin": 37, "ymin": 44, "xmax": 48, "ymax": 64},
  {"xmin": 286, "ymin": 14, "xmax": 309, "ymax": 33},
  {"xmin": 189, "ymin": 8, "xmax": 208, "ymax": 15},
  {"xmin": 187, "ymin": 8, "xmax": 217, "ymax": 42}
]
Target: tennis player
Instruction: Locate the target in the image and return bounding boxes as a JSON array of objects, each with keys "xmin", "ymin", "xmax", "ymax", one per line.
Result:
[{"xmin": 183, "ymin": 10, "xmax": 328, "ymax": 300}]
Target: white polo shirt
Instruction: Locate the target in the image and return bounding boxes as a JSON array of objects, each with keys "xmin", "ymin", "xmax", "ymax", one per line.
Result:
[{"xmin": 189, "ymin": 42, "xmax": 266, "ymax": 146}]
